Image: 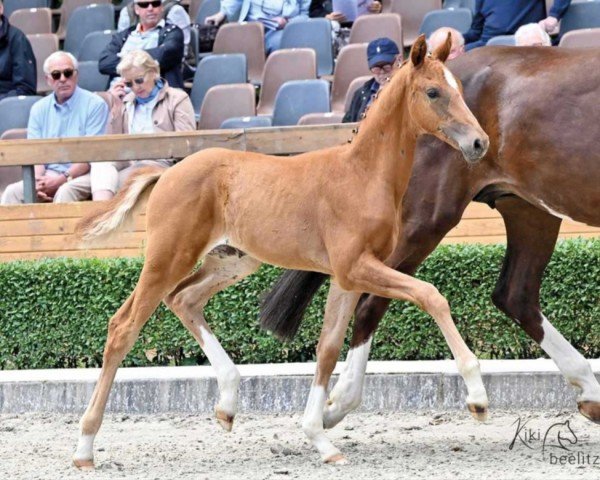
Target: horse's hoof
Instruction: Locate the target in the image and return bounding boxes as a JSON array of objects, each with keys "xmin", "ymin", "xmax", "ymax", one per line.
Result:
[
  {"xmin": 72, "ymin": 457, "xmax": 95, "ymax": 470},
  {"xmin": 215, "ymin": 408, "xmax": 234, "ymax": 432},
  {"xmin": 468, "ymin": 403, "xmax": 488, "ymax": 422},
  {"xmin": 578, "ymin": 401, "xmax": 600, "ymax": 424},
  {"xmin": 324, "ymin": 453, "xmax": 348, "ymax": 465}
]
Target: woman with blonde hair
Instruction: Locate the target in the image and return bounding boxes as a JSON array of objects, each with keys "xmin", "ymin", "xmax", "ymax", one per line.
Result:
[{"xmin": 92, "ymin": 49, "xmax": 195, "ymax": 200}]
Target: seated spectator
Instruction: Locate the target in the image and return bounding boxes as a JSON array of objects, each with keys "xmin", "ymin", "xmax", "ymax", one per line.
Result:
[
  {"xmin": 1, "ymin": 52, "xmax": 109, "ymax": 204},
  {"xmin": 0, "ymin": 0, "xmax": 37, "ymax": 101},
  {"xmin": 118, "ymin": 0, "xmax": 191, "ymax": 56},
  {"xmin": 91, "ymin": 50, "xmax": 195, "ymax": 201},
  {"xmin": 343, "ymin": 37, "xmax": 399, "ymax": 123},
  {"xmin": 428, "ymin": 27, "xmax": 465, "ymax": 60},
  {"xmin": 309, "ymin": 0, "xmax": 382, "ymax": 25},
  {"xmin": 515, "ymin": 23, "xmax": 551, "ymax": 46},
  {"xmin": 99, "ymin": 0, "xmax": 184, "ymax": 88},
  {"xmin": 464, "ymin": 0, "xmax": 571, "ymax": 51},
  {"xmin": 205, "ymin": 0, "xmax": 310, "ymax": 54}
]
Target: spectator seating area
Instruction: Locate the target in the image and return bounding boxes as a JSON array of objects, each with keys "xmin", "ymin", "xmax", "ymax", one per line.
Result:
[{"xmin": 3, "ymin": 0, "xmax": 600, "ymax": 196}]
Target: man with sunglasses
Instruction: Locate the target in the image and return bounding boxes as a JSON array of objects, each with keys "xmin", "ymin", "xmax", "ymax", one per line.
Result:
[
  {"xmin": 0, "ymin": 0, "xmax": 37, "ymax": 101},
  {"xmin": 1, "ymin": 52, "xmax": 109, "ymax": 205},
  {"xmin": 99, "ymin": 0, "xmax": 184, "ymax": 88},
  {"xmin": 342, "ymin": 37, "xmax": 399, "ymax": 123}
]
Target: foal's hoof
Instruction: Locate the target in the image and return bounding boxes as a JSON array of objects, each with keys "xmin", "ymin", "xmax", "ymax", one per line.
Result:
[
  {"xmin": 578, "ymin": 401, "xmax": 600, "ymax": 424},
  {"xmin": 72, "ymin": 457, "xmax": 95, "ymax": 470},
  {"xmin": 324, "ymin": 453, "xmax": 348, "ymax": 465},
  {"xmin": 468, "ymin": 403, "xmax": 488, "ymax": 422},
  {"xmin": 215, "ymin": 408, "xmax": 234, "ymax": 432}
]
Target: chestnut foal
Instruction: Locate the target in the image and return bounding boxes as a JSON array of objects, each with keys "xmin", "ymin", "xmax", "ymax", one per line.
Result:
[{"xmin": 73, "ymin": 35, "xmax": 488, "ymax": 467}]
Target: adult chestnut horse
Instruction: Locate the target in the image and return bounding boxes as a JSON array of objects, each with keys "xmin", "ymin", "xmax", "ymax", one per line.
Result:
[
  {"xmin": 262, "ymin": 46, "xmax": 600, "ymax": 428},
  {"xmin": 72, "ymin": 35, "xmax": 488, "ymax": 467}
]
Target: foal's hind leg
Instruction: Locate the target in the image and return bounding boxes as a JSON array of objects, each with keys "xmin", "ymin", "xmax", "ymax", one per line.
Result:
[
  {"xmin": 73, "ymin": 246, "xmax": 204, "ymax": 469},
  {"xmin": 493, "ymin": 197, "xmax": 600, "ymax": 423},
  {"xmin": 164, "ymin": 246, "xmax": 261, "ymax": 431},
  {"xmin": 302, "ymin": 281, "xmax": 361, "ymax": 464},
  {"xmin": 343, "ymin": 254, "xmax": 488, "ymax": 421}
]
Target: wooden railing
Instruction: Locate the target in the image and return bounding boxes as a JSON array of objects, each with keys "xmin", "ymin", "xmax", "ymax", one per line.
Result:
[{"xmin": 0, "ymin": 125, "xmax": 598, "ymax": 262}]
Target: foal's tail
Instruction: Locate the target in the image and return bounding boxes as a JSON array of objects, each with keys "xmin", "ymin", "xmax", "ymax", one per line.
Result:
[
  {"xmin": 260, "ymin": 270, "xmax": 328, "ymax": 341},
  {"xmin": 77, "ymin": 167, "xmax": 164, "ymax": 242}
]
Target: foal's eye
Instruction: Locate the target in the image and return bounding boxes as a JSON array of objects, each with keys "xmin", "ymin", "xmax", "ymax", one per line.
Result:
[{"xmin": 426, "ymin": 88, "xmax": 440, "ymax": 99}]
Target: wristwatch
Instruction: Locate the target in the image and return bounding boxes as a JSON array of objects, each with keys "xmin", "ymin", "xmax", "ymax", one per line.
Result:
[{"xmin": 62, "ymin": 171, "xmax": 73, "ymax": 182}]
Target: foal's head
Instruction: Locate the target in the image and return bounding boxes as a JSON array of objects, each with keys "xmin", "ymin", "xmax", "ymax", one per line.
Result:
[{"xmin": 406, "ymin": 34, "xmax": 489, "ymax": 163}]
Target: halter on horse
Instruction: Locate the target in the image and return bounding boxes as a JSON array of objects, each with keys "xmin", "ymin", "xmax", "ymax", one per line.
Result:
[{"xmin": 72, "ymin": 35, "xmax": 488, "ymax": 467}]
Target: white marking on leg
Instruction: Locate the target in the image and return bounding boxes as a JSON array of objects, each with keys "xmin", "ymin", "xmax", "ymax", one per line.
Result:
[
  {"xmin": 302, "ymin": 384, "xmax": 343, "ymax": 462},
  {"xmin": 537, "ymin": 200, "xmax": 575, "ymax": 222},
  {"xmin": 73, "ymin": 433, "xmax": 95, "ymax": 464},
  {"xmin": 324, "ymin": 337, "xmax": 373, "ymax": 428},
  {"xmin": 443, "ymin": 66, "xmax": 459, "ymax": 91},
  {"xmin": 457, "ymin": 357, "xmax": 488, "ymax": 410},
  {"xmin": 199, "ymin": 325, "xmax": 240, "ymax": 417},
  {"xmin": 539, "ymin": 315, "xmax": 600, "ymax": 402}
]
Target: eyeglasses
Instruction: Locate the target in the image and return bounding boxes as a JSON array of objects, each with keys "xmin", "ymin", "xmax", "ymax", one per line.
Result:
[
  {"xmin": 135, "ymin": 0, "xmax": 162, "ymax": 8},
  {"xmin": 49, "ymin": 68, "xmax": 75, "ymax": 80},
  {"xmin": 124, "ymin": 76, "xmax": 146, "ymax": 88},
  {"xmin": 370, "ymin": 64, "xmax": 394, "ymax": 74}
]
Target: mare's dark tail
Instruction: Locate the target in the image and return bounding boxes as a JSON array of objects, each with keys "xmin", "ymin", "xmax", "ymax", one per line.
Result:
[{"xmin": 260, "ymin": 270, "xmax": 328, "ymax": 341}]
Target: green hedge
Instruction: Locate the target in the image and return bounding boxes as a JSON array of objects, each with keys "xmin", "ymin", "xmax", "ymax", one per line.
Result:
[{"xmin": 0, "ymin": 239, "xmax": 598, "ymax": 370}]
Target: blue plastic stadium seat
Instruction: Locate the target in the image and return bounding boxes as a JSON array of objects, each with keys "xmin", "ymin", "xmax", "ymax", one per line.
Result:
[
  {"xmin": 78, "ymin": 30, "xmax": 114, "ymax": 62},
  {"xmin": 560, "ymin": 1, "xmax": 600, "ymax": 37},
  {"xmin": 190, "ymin": 54, "xmax": 247, "ymax": 117},
  {"xmin": 272, "ymin": 79, "xmax": 330, "ymax": 127},
  {"xmin": 64, "ymin": 4, "xmax": 115, "ymax": 59},
  {"xmin": 443, "ymin": 0, "xmax": 475, "ymax": 14},
  {"xmin": 3, "ymin": 0, "xmax": 48, "ymax": 18},
  {"xmin": 195, "ymin": 0, "xmax": 221, "ymax": 24},
  {"xmin": 279, "ymin": 19, "xmax": 333, "ymax": 76},
  {"xmin": 0, "ymin": 95, "xmax": 43, "ymax": 137},
  {"xmin": 486, "ymin": 35, "xmax": 516, "ymax": 46},
  {"xmin": 77, "ymin": 61, "xmax": 110, "ymax": 92},
  {"xmin": 419, "ymin": 8, "xmax": 473, "ymax": 37},
  {"xmin": 220, "ymin": 116, "xmax": 273, "ymax": 129}
]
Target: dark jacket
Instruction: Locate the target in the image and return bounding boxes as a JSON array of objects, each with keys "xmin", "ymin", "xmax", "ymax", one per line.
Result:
[
  {"xmin": 0, "ymin": 15, "xmax": 37, "ymax": 101},
  {"xmin": 98, "ymin": 22, "xmax": 184, "ymax": 89},
  {"xmin": 343, "ymin": 77, "xmax": 376, "ymax": 123},
  {"xmin": 464, "ymin": 0, "xmax": 571, "ymax": 50}
]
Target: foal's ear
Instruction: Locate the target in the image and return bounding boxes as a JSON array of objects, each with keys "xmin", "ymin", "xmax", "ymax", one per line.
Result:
[
  {"xmin": 410, "ymin": 34, "xmax": 428, "ymax": 69},
  {"xmin": 433, "ymin": 32, "xmax": 452, "ymax": 63}
]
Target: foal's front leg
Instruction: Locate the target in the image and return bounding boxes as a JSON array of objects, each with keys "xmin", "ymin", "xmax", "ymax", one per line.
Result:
[
  {"xmin": 303, "ymin": 281, "xmax": 361, "ymax": 464},
  {"xmin": 345, "ymin": 254, "xmax": 489, "ymax": 421}
]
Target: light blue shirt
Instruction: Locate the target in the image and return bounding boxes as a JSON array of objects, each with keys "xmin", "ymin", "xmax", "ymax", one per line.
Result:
[
  {"xmin": 221, "ymin": 0, "xmax": 309, "ymax": 23},
  {"xmin": 27, "ymin": 86, "xmax": 109, "ymax": 174}
]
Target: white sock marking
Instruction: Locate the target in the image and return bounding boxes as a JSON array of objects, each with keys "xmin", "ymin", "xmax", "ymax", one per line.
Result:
[
  {"xmin": 73, "ymin": 433, "xmax": 95, "ymax": 462},
  {"xmin": 539, "ymin": 315, "xmax": 600, "ymax": 401},
  {"xmin": 303, "ymin": 385, "xmax": 341, "ymax": 460}
]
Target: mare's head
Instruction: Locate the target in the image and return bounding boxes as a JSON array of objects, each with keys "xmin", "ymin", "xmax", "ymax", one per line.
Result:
[{"xmin": 406, "ymin": 34, "xmax": 488, "ymax": 163}]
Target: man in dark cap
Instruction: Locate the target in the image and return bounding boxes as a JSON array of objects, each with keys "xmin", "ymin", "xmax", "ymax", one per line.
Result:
[{"xmin": 343, "ymin": 37, "xmax": 399, "ymax": 123}]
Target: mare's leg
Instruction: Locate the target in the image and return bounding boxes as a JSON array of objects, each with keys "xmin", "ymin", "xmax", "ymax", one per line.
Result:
[
  {"xmin": 164, "ymin": 246, "xmax": 261, "ymax": 431},
  {"xmin": 342, "ymin": 254, "xmax": 488, "ymax": 420},
  {"xmin": 325, "ymin": 203, "xmax": 468, "ymax": 428},
  {"xmin": 492, "ymin": 196, "xmax": 600, "ymax": 422},
  {"xmin": 302, "ymin": 281, "xmax": 361, "ymax": 464}
]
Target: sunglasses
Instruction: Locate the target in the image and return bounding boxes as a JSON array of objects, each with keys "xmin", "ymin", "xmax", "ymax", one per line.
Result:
[
  {"xmin": 135, "ymin": 0, "xmax": 162, "ymax": 8},
  {"xmin": 49, "ymin": 68, "xmax": 75, "ymax": 80},
  {"xmin": 123, "ymin": 76, "xmax": 146, "ymax": 88}
]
